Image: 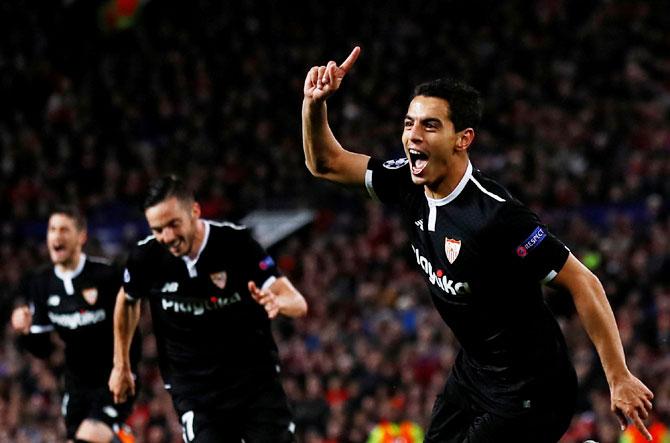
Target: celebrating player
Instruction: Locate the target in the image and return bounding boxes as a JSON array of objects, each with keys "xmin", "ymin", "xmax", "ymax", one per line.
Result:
[
  {"xmin": 108, "ymin": 175, "xmax": 307, "ymax": 442},
  {"xmin": 301, "ymin": 47, "xmax": 653, "ymax": 442},
  {"xmin": 11, "ymin": 206, "xmax": 139, "ymax": 443}
]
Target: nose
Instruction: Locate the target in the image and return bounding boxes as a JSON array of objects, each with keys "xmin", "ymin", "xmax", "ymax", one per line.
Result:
[
  {"xmin": 407, "ymin": 122, "xmax": 423, "ymax": 142},
  {"xmin": 159, "ymin": 228, "xmax": 176, "ymax": 245}
]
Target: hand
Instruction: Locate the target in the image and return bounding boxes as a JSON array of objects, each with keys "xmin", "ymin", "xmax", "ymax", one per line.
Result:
[
  {"xmin": 11, "ymin": 306, "xmax": 32, "ymax": 335},
  {"xmin": 248, "ymin": 281, "xmax": 281, "ymax": 319},
  {"xmin": 109, "ymin": 365, "xmax": 135, "ymax": 404},
  {"xmin": 610, "ymin": 373, "xmax": 654, "ymax": 440},
  {"xmin": 304, "ymin": 46, "xmax": 361, "ymax": 103}
]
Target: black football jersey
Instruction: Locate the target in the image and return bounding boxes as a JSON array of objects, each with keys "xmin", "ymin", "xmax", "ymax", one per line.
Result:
[
  {"xmin": 123, "ymin": 220, "xmax": 283, "ymax": 399},
  {"xmin": 20, "ymin": 255, "xmax": 139, "ymax": 389},
  {"xmin": 366, "ymin": 158, "xmax": 574, "ymax": 415}
]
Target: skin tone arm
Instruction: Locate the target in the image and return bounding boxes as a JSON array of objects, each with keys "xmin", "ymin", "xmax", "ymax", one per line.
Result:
[
  {"xmin": 302, "ymin": 46, "xmax": 369, "ymax": 185},
  {"xmin": 108, "ymin": 287, "xmax": 141, "ymax": 404},
  {"xmin": 553, "ymin": 253, "xmax": 654, "ymax": 440},
  {"xmin": 248, "ymin": 277, "xmax": 308, "ymax": 319}
]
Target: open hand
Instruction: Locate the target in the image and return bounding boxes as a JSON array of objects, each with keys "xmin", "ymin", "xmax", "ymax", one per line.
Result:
[
  {"xmin": 611, "ymin": 373, "xmax": 654, "ymax": 440},
  {"xmin": 248, "ymin": 281, "xmax": 280, "ymax": 319}
]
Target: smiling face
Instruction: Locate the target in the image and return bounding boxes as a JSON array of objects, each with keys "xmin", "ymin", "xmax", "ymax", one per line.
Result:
[
  {"xmin": 402, "ymin": 95, "xmax": 474, "ymax": 197},
  {"xmin": 145, "ymin": 196, "xmax": 202, "ymax": 258},
  {"xmin": 47, "ymin": 213, "xmax": 86, "ymax": 269}
]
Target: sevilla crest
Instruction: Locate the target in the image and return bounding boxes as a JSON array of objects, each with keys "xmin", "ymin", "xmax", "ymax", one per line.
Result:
[
  {"xmin": 82, "ymin": 288, "xmax": 98, "ymax": 305},
  {"xmin": 444, "ymin": 238, "xmax": 461, "ymax": 264},
  {"xmin": 210, "ymin": 271, "xmax": 228, "ymax": 289}
]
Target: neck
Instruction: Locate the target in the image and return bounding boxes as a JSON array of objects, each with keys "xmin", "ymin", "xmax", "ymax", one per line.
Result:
[
  {"xmin": 187, "ymin": 219, "xmax": 206, "ymax": 260},
  {"xmin": 55, "ymin": 252, "xmax": 83, "ymax": 274},
  {"xmin": 425, "ymin": 154, "xmax": 469, "ymax": 199}
]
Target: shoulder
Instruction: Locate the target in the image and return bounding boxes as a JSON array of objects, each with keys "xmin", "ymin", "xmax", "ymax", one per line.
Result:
[
  {"xmin": 468, "ymin": 168, "xmax": 513, "ymax": 204},
  {"xmin": 128, "ymin": 234, "xmax": 163, "ymax": 264},
  {"xmin": 206, "ymin": 220, "xmax": 251, "ymax": 242}
]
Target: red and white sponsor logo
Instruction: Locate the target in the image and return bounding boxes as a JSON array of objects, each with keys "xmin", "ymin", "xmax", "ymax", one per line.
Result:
[
  {"xmin": 82, "ymin": 287, "xmax": 98, "ymax": 305},
  {"xmin": 444, "ymin": 238, "xmax": 461, "ymax": 264}
]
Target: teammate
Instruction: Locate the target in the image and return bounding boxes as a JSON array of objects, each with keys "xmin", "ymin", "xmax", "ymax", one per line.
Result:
[
  {"xmin": 301, "ymin": 47, "xmax": 654, "ymax": 442},
  {"xmin": 10, "ymin": 206, "xmax": 139, "ymax": 443},
  {"xmin": 108, "ymin": 175, "xmax": 307, "ymax": 443}
]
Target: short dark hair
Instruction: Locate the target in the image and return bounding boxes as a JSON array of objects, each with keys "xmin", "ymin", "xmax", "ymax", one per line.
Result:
[
  {"xmin": 49, "ymin": 205, "xmax": 87, "ymax": 231},
  {"xmin": 143, "ymin": 175, "xmax": 194, "ymax": 210},
  {"xmin": 413, "ymin": 78, "xmax": 483, "ymax": 131}
]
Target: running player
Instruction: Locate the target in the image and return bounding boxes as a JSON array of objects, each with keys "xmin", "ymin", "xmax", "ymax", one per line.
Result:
[
  {"xmin": 11, "ymin": 206, "xmax": 139, "ymax": 443},
  {"xmin": 109, "ymin": 175, "xmax": 307, "ymax": 443},
  {"xmin": 301, "ymin": 47, "xmax": 653, "ymax": 442}
]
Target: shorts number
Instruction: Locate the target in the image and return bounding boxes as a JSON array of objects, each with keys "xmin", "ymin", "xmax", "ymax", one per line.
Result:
[{"xmin": 181, "ymin": 410, "xmax": 195, "ymax": 442}]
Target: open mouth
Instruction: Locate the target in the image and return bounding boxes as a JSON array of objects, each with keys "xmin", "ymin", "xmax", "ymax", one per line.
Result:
[
  {"xmin": 408, "ymin": 148, "xmax": 429, "ymax": 174},
  {"xmin": 52, "ymin": 244, "xmax": 65, "ymax": 252}
]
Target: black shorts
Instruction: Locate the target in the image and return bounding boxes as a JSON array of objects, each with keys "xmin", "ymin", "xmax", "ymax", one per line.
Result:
[
  {"xmin": 425, "ymin": 374, "xmax": 576, "ymax": 443},
  {"xmin": 62, "ymin": 386, "xmax": 135, "ymax": 440},
  {"xmin": 171, "ymin": 375, "xmax": 296, "ymax": 443}
]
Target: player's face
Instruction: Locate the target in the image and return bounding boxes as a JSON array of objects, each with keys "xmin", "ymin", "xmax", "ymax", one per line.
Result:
[
  {"xmin": 145, "ymin": 197, "xmax": 200, "ymax": 257},
  {"xmin": 47, "ymin": 214, "xmax": 86, "ymax": 267},
  {"xmin": 402, "ymin": 96, "xmax": 461, "ymax": 189}
]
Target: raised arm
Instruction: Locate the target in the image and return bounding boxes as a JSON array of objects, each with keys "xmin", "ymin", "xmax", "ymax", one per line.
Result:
[
  {"xmin": 302, "ymin": 46, "xmax": 370, "ymax": 185},
  {"xmin": 108, "ymin": 287, "xmax": 141, "ymax": 404},
  {"xmin": 553, "ymin": 253, "xmax": 654, "ymax": 440}
]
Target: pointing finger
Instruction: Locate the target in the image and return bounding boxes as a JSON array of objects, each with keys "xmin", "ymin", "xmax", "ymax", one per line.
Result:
[{"xmin": 339, "ymin": 46, "xmax": 361, "ymax": 73}]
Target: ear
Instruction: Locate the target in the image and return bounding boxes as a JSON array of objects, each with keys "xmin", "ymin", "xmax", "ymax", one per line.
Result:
[
  {"xmin": 456, "ymin": 128, "xmax": 475, "ymax": 152},
  {"xmin": 79, "ymin": 230, "xmax": 88, "ymax": 247},
  {"xmin": 191, "ymin": 202, "xmax": 201, "ymax": 219}
]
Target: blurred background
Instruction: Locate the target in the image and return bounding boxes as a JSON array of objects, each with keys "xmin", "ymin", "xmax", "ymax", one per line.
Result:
[{"xmin": 0, "ymin": 0, "xmax": 668, "ymax": 442}]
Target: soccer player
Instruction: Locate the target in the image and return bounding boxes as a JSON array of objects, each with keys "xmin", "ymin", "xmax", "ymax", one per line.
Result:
[
  {"xmin": 10, "ymin": 206, "xmax": 139, "ymax": 443},
  {"xmin": 301, "ymin": 47, "xmax": 654, "ymax": 442},
  {"xmin": 108, "ymin": 175, "xmax": 307, "ymax": 443}
]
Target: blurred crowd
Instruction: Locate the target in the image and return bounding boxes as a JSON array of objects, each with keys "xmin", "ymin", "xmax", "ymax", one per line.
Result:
[{"xmin": 1, "ymin": 0, "xmax": 668, "ymax": 442}]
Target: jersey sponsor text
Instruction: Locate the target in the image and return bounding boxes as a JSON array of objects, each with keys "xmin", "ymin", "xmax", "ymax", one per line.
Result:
[
  {"xmin": 160, "ymin": 293, "xmax": 242, "ymax": 315},
  {"xmin": 48, "ymin": 309, "xmax": 106, "ymax": 329},
  {"xmin": 411, "ymin": 245, "xmax": 471, "ymax": 296}
]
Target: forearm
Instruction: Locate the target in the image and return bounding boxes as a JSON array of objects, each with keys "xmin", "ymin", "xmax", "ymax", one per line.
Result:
[
  {"xmin": 113, "ymin": 290, "xmax": 140, "ymax": 369},
  {"xmin": 273, "ymin": 277, "xmax": 308, "ymax": 318},
  {"xmin": 302, "ymin": 98, "xmax": 341, "ymax": 176},
  {"xmin": 571, "ymin": 272, "xmax": 629, "ymax": 384}
]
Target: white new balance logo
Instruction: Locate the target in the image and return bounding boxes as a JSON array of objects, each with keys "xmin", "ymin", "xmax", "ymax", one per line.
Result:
[
  {"xmin": 161, "ymin": 282, "xmax": 179, "ymax": 293},
  {"xmin": 415, "ymin": 220, "xmax": 424, "ymax": 231}
]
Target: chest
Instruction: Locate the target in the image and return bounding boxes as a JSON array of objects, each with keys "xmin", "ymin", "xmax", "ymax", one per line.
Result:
[
  {"xmin": 44, "ymin": 276, "xmax": 107, "ymax": 314},
  {"xmin": 147, "ymin": 258, "xmax": 251, "ymax": 318}
]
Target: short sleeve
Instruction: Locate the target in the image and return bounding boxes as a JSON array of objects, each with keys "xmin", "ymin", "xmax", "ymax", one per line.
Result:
[
  {"xmin": 122, "ymin": 248, "xmax": 150, "ymax": 302},
  {"xmin": 489, "ymin": 202, "xmax": 570, "ymax": 284},
  {"xmin": 19, "ymin": 277, "xmax": 54, "ymax": 334},
  {"xmin": 234, "ymin": 228, "xmax": 282, "ymax": 291},
  {"xmin": 366, "ymin": 157, "xmax": 415, "ymax": 205}
]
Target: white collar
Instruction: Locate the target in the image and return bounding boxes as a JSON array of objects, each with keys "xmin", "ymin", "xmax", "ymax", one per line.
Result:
[
  {"xmin": 54, "ymin": 253, "xmax": 87, "ymax": 281},
  {"xmin": 182, "ymin": 220, "xmax": 210, "ymax": 275},
  {"xmin": 425, "ymin": 161, "xmax": 473, "ymax": 207}
]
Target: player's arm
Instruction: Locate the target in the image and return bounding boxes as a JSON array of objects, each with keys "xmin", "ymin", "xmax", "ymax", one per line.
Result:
[
  {"xmin": 552, "ymin": 253, "xmax": 653, "ymax": 440},
  {"xmin": 11, "ymin": 305, "xmax": 54, "ymax": 359},
  {"xmin": 248, "ymin": 277, "xmax": 307, "ymax": 319},
  {"xmin": 302, "ymin": 46, "xmax": 369, "ymax": 185},
  {"xmin": 109, "ymin": 287, "xmax": 141, "ymax": 403}
]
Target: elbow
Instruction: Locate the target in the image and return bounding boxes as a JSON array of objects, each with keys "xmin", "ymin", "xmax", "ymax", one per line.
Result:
[
  {"xmin": 305, "ymin": 158, "xmax": 331, "ymax": 178},
  {"xmin": 296, "ymin": 298, "xmax": 308, "ymax": 318}
]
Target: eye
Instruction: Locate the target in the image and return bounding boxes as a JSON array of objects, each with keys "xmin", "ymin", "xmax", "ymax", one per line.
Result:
[{"xmin": 404, "ymin": 119, "xmax": 413, "ymax": 129}]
